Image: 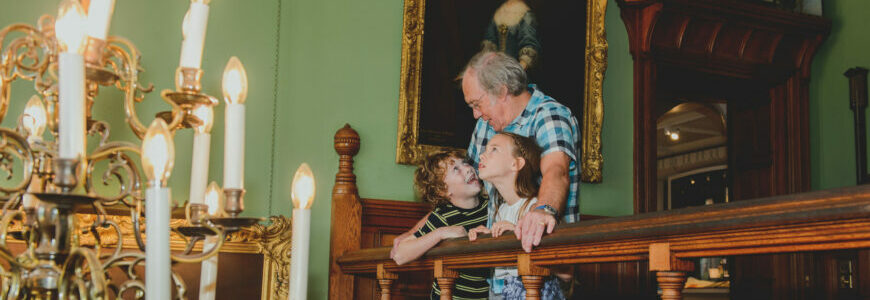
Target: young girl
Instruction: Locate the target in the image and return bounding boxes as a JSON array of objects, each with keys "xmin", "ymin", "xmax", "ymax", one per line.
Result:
[
  {"xmin": 391, "ymin": 150, "xmax": 490, "ymax": 299},
  {"xmin": 468, "ymin": 132, "xmax": 565, "ymax": 300}
]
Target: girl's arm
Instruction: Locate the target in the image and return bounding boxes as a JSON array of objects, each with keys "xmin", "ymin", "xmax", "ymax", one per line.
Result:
[{"xmin": 392, "ymin": 226, "xmax": 467, "ymax": 265}]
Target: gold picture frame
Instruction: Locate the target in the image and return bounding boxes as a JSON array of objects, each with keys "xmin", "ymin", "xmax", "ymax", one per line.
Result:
[{"xmin": 395, "ymin": 0, "xmax": 608, "ymax": 182}]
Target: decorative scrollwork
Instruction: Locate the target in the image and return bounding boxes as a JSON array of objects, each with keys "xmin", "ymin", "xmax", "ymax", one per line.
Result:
[
  {"xmin": 252, "ymin": 216, "xmax": 292, "ymax": 300},
  {"xmin": 104, "ymin": 37, "xmax": 159, "ymax": 140},
  {"xmin": 85, "ymin": 141, "xmax": 143, "ymax": 207},
  {"xmin": 0, "ymin": 22, "xmax": 54, "ymax": 125},
  {"xmin": 0, "ymin": 128, "xmax": 33, "ymax": 193},
  {"xmin": 60, "ymin": 247, "xmax": 108, "ymax": 300}
]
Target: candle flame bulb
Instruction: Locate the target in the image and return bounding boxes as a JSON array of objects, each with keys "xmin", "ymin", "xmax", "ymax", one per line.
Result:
[
  {"xmin": 291, "ymin": 163, "xmax": 315, "ymax": 209},
  {"xmin": 22, "ymin": 95, "xmax": 47, "ymax": 138},
  {"xmin": 221, "ymin": 56, "xmax": 248, "ymax": 105},
  {"xmin": 56, "ymin": 0, "xmax": 88, "ymax": 54},
  {"xmin": 204, "ymin": 181, "xmax": 223, "ymax": 215},
  {"xmin": 86, "ymin": 0, "xmax": 115, "ymax": 40},
  {"xmin": 191, "ymin": 105, "xmax": 214, "ymax": 134},
  {"xmin": 142, "ymin": 119, "xmax": 175, "ymax": 185}
]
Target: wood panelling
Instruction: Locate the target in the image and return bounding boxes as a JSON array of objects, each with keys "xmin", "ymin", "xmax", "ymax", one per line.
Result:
[{"xmin": 618, "ymin": 2, "xmax": 833, "ymax": 298}]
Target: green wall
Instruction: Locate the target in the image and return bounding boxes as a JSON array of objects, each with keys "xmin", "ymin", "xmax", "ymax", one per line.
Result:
[
  {"xmin": 809, "ymin": 0, "xmax": 870, "ymax": 190},
  {"xmin": 0, "ymin": 0, "xmax": 863, "ymax": 299}
]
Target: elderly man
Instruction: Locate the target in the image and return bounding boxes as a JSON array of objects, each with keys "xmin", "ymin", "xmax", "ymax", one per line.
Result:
[{"xmin": 392, "ymin": 51, "xmax": 580, "ymax": 254}]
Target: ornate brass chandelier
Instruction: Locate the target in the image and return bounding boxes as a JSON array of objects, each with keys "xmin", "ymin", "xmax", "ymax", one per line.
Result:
[{"xmin": 0, "ymin": 0, "xmax": 267, "ymax": 298}]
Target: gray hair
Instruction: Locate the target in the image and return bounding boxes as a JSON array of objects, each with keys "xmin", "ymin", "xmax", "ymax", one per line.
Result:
[{"xmin": 462, "ymin": 51, "xmax": 528, "ymax": 97}]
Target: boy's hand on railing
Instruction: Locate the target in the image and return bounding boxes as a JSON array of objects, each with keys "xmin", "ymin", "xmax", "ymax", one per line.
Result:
[
  {"xmin": 468, "ymin": 225, "xmax": 490, "ymax": 241},
  {"xmin": 390, "ymin": 231, "xmax": 414, "ymax": 259}
]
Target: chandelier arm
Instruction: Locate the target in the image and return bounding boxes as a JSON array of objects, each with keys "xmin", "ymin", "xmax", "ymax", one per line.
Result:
[
  {"xmin": 116, "ymin": 279, "xmax": 145, "ymax": 299},
  {"xmin": 105, "ymin": 37, "xmax": 156, "ymax": 140},
  {"xmin": 98, "ymin": 219, "xmax": 124, "ymax": 260},
  {"xmin": 86, "ymin": 142, "xmax": 143, "ymax": 206},
  {"xmin": 59, "ymin": 247, "xmax": 108, "ymax": 300},
  {"xmin": 171, "ymin": 270, "xmax": 187, "ymax": 300},
  {"xmin": 0, "ymin": 193, "xmax": 20, "ymax": 217},
  {"xmin": 2, "ymin": 268, "xmax": 21, "ymax": 299},
  {"xmin": 0, "ymin": 128, "xmax": 34, "ymax": 193},
  {"xmin": 169, "ymin": 227, "xmax": 226, "ymax": 264},
  {"xmin": 131, "ymin": 201, "xmax": 146, "ymax": 251},
  {"xmin": 0, "ymin": 23, "xmax": 52, "ymax": 125},
  {"xmin": 0, "ymin": 210, "xmax": 36, "ymax": 270}
]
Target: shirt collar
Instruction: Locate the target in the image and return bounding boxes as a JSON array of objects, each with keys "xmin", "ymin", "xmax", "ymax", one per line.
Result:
[{"xmin": 505, "ymin": 84, "xmax": 543, "ymax": 129}]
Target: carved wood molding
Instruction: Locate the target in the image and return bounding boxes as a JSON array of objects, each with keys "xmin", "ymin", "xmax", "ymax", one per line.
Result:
[
  {"xmin": 618, "ymin": 0, "xmax": 831, "ymax": 212},
  {"xmin": 396, "ymin": 0, "xmax": 608, "ymax": 183}
]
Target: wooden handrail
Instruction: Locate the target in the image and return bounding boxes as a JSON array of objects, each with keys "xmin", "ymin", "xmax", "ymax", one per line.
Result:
[{"xmin": 338, "ymin": 184, "xmax": 870, "ymax": 299}]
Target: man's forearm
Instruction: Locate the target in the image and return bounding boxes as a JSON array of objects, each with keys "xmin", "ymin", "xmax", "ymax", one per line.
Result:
[{"xmin": 538, "ymin": 168, "xmax": 569, "ymax": 212}]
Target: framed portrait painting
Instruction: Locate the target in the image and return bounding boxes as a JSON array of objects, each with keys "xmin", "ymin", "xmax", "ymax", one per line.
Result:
[{"xmin": 396, "ymin": 0, "xmax": 608, "ymax": 182}]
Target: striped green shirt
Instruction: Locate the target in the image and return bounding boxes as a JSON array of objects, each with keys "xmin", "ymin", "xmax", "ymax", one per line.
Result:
[{"xmin": 415, "ymin": 199, "xmax": 490, "ymax": 300}]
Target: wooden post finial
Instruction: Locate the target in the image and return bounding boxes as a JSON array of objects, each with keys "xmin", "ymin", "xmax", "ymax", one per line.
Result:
[
  {"xmin": 334, "ymin": 124, "xmax": 360, "ymax": 156},
  {"xmin": 329, "ymin": 124, "xmax": 363, "ymax": 300}
]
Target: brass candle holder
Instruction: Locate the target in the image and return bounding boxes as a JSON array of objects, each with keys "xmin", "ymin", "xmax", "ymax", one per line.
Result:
[
  {"xmin": 207, "ymin": 188, "xmax": 264, "ymax": 232},
  {"xmin": 157, "ymin": 67, "xmax": 219, "ymax": 131}
]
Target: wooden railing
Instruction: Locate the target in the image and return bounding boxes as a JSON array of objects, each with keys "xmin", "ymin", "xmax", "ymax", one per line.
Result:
[
  {"xmin": 327, "ymin": 125, "xmax": 870, "ymax": 299},
  {"xmin": 340, "ymin": 185, "xmax": 870, "ymax": 299}
]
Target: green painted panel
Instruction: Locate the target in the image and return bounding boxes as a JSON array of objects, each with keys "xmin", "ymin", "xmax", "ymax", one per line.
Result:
[{"xmin": 809, "ymin": 0, "xmax": 870, "ymax": 190}]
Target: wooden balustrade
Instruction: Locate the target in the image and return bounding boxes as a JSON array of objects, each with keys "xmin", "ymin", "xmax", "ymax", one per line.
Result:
[
  {"xmin": 327, "ymin": 124, "xmax": 870, "ymax": 299},
  {"xmin": 337, "ymin": 184, "xmax": 870, "ymax": 299}
]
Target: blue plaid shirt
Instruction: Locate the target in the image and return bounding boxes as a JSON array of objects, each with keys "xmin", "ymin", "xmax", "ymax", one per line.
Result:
[{"xmin": 468, "ymin": 85, "xmax": 581, "ymax": 225}]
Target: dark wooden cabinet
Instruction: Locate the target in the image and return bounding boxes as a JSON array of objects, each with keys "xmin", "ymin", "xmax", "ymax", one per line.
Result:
[{"xmin": 613, "ymin": 0, "xmax": 859, "ymax": 299}]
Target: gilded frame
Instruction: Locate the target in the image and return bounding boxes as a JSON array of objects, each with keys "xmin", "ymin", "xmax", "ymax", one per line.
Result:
[{"xmin": 395, "ymin": 0, "xmax": 608, "ymax": 182}]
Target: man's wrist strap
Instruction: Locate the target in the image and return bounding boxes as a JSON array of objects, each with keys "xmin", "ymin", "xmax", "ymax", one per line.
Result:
[{"xmin": 534, "ymin": 204, "xmax": 558, "ymax": 217}]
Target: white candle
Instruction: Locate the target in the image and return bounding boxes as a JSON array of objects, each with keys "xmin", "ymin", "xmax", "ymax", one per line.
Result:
[
  {"xmin": 145, "ymin": 186, "xmax": 171, "ymax": 300},
  {"xmin": 199, "ymin": 182, "xmax": 223, "ymax": 300},
  {"xmin": 179, "ymin": 1, "xmax": 210, "ymax": 69},
  {"xmin": 141, "ymin": 119, "xmax": 175, "ymax": 300},
  {"xmin": 188, "ymin": 133, "xmax": 210, "ymax": 204},
  {"xmin": 86, "ymin": 0, "xmax": 115, "ymax": 40},
  {"xmin": 221, "ymin": 57, "xmax": 248, "ymax": 190},
  {"xmin": 56, "ymin": 1, "xmax": 88, "ymax": 161},
  {"xmin": 188, "ymin": 105, "xmax": 213, "ymax": 204},
  {"xmin": 58, "ymin": 55, "xmax": 86, "ymax": 160},
  {"xmin": 199, "ymin": 236, "xmax": 219, "ymax": 300},
  {"xmin": 222, "ymin": 104, "xmax": 245, "ymax": 189},
  {"xmin": 289, "ymin": 208, "xmax": 310, "ymax": 299},
  {"xmin": 289, "ymin": 163, "xmax": 315, "ymax": 300}
]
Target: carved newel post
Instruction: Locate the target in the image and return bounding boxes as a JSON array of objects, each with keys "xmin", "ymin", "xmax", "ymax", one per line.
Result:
[{"xmin": 329, "ymin": 124, "xmax": 362, "ymax": 300}]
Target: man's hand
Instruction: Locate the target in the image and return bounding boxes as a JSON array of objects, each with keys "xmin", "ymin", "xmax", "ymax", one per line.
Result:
[
  {"xmin": 515, "ymin": 210, "xmax": 556, "ymax": 252},
  {"xmin": 468, "ymin": 225, "xmax": 490, "ymax": 241}
]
